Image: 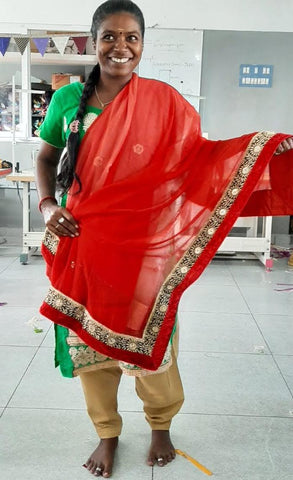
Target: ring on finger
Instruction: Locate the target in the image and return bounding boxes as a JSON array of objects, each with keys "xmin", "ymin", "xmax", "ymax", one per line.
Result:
[
  {"xmin": 157, "ymin": 457, "xmax": 164, "ymax": 462},
  {"xmin": 55, "ymin": 224, "xmax": 60, "ymax": 229},
  {"xmin": 58, "ymin": 217, "xmax": 65, "ymax": 224}
]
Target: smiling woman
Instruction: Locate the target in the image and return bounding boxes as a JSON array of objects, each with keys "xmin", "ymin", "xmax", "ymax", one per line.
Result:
[
  {"xmin": 34, "ymin": 0, "xmax": 293, "ymax": 478},
  {"xmin": 93, "ymin": 11, "xmax": 143, "ymax": 93}
]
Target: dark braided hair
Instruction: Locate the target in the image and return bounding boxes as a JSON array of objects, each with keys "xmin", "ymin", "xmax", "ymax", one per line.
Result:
[{"xmin": 56, "ymin": 0, "xmax": 145, "ymax": 195}]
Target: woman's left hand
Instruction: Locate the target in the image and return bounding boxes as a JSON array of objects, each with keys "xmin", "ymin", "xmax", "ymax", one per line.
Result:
[{"xmin": 275, "ymin": 137, "xmax": 293, "ymax": 154}]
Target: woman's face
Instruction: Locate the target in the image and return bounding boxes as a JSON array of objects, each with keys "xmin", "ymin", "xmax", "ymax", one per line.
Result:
[{"xmin": 94, "ymin": 12, "xmax": 143, "ymax": 82}]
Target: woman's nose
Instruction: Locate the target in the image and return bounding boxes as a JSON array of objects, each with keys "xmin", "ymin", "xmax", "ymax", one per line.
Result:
[{"xmin": 114, "ymin": 35, "xmax": 127, "ymax": 50}]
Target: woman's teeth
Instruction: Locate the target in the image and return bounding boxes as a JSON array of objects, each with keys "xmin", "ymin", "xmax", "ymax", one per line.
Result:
[{"xmin": 111, "ymin": 57, "xmax": 129, "ymax": 63}]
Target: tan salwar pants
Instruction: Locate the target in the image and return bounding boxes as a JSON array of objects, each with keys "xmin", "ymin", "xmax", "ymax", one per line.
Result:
[{"xmin": 79, "ymin": 331, "xmax": 184, "ymax": 439}]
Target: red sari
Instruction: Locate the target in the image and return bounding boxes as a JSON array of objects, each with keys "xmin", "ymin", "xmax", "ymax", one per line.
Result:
[{"xmin": 40, "ymin": 73, "xmax": 293, "ymax": 371}]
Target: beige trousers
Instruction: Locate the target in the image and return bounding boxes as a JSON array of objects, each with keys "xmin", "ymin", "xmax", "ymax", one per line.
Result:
[{"xmin": 79, "ymin": 331, "xmax": 184, "ymax": 439}]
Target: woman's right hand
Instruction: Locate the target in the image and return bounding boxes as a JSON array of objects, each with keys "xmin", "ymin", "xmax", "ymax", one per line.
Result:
[{"xmin": 41, "ymin": 201, "xmax": 79, "ymax": 238}]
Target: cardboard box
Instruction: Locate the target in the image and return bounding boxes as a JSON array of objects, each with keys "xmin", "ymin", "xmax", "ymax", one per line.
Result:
[{"xmin": 51, "ymin": 74, "xmax": 83, "ymax": 90}]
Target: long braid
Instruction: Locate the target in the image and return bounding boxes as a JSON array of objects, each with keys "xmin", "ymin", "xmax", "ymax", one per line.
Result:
[
  {"xmin": 56, "ymin": 0, "xmax": 145, "ymax": 196},
  {"xmin": 56, "ymin": 63, "xmax": 101, "ymax": 195}
]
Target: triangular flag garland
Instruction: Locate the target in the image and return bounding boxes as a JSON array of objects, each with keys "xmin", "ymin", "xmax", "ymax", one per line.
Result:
[
  {"xmin": 72, "ymin": 36, "xmax": 88, "ymax": 55},
  {"xmin": 0, "ymin": 37, "xmax": 10, "ymax": 56},
  {"xmin": 14, "ymin": 37, "xmax": 30, "ymax": 55},
  {"xmin": 0, "ymin": 36, "xmax": 90, "ymax": 57},
  {"xmin": 51, "ymin": 36, "xmax": 70, "ymax": 55},
  {"xmin": 32, "ymin": 38, "xmax": 49, "ymax": 56}
]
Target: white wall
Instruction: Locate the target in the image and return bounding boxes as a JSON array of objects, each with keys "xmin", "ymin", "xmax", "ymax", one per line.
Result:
[
  {"xmin": 200, "ymin": 30, "xmax": 293, "ymax": 139},
  {"xmin": 1, "ymin": 0, "xmax": 293, "ymax": 34}
]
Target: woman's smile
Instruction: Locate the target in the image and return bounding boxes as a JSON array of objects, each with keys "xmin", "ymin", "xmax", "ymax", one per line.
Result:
[{"xmin": 109, "ymin": 56, "xmax": 133, "ymax": 63}]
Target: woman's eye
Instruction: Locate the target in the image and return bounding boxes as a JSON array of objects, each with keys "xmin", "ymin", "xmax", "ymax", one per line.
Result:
[
  {"xmin": 103, "ymin": 34, "xmax": 114, "ymax": 41},
  {"xmin": 128, "ymin": 35, "xmax": 138, "ymax": 42}
]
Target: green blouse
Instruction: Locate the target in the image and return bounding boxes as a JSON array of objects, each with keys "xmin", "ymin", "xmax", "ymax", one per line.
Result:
[{"xmin": 38, "ymin": 82, "xmax": 102, "ymax": 148}]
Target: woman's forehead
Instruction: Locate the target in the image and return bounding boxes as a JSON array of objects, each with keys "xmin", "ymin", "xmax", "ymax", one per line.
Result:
[{"xmin": 98, "ymin": 12, "xmax": 141, "ymax": 33}]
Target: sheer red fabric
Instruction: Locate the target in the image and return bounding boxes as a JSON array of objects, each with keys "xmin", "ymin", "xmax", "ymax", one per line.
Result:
[{"xmin": 40, "ymin": 74, "xmax": 293, "ymax": 370}]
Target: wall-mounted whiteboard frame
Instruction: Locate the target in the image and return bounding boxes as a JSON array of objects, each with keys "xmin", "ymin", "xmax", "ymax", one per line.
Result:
[{"xmin": 139, "ymin": 28, "xmax": 203, "ymax": 110}]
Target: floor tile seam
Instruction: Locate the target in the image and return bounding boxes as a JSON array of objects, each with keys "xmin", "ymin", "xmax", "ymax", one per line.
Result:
[
  {"xmin": 175, "ymin": 412, "xmax": 293, "ymax": 419},
  {"xmin": 0, "ymin": 304, "xmax": 45, "ymax": 308},
  {"xmin": 0, "ymin": 344, "xmax": 46, "ymax": 347},
  {"xmin": 179, "ymin": 310, "xmax": 253, "ymax": 316},
  {"xmin": 0, "ymin": 258, "xmax": 19, "ymax": 274},
  {"xmin": 180, "ymin": 309, "xmax": 293, "ymax": 317},
  {"xmin": 273, "ymin": 354, "xmax": 293, "ymax": 357},
  {"xmin": 0, "ymin": 344, "xmax": 44, "ymax": 349},
  {"xmin": 228, "ymin": 268, "xmax": 273, "ymax": 354},
  {"xmin": 178, "ymin": 308, "xmax": 250, "ymax": 315},
  {"xmin": 179, "ymin": 349, "xmax": 273, "ymax": 356},
  {"xmin": 3, "ymin": 406, "xmax": 88, "ymax": 412},
  {"xmin": 253, "ymin": 313, "xmax": 293, "ymax": 318},
  {"xmin": 0, "ymin": 344, "xmax": 46, "ymax": 356},
  {"xmin": 39, "ymin": 324, "xmax": 53, "ymax": 347},
  {"xmin": 271, "ymin": 354, "xmax": 293, "ymax": 400},
  {"xmin": 194, "ymin": 282, "xmax": 236, "ymax": 287},
  {"xmin": 2, "ymin": 406, "xmax": 292, "ymax": 420},
  {"xmin": 251, "ymin": 318, "xmax": 293, "ymax": 399},
  {"xmin": 0, "ymin": 305, "xmax": 46, "ymax": 309},
  {"xmin": 3, "ymin": 343, "xmax": 43, "ymax": 409},
  {"xmin": 2, "ymin": 406, "xmax": 144, "ymax": 413}
]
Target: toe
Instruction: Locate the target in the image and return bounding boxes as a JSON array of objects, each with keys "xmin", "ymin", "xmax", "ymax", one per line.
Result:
[
  {"xmin": 94, "ymin": 465, "xmax": 103, "ymax": 476},
  {"xmin": 102, "ymin": 462, "xmax": 112, "ymax": 477},
  {"xmin": 91, "ymin": 463, "xmax": 99, "ymax": 475},
  {"xmin": 147, "ymin": 456, "xmax": 155, "ymax": 466}
]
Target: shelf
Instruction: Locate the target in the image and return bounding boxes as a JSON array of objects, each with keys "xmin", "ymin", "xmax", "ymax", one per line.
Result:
[
  {"xmin": 0, "ymin": 135, "xmax": 41, "ymax": 142},
  {"xmin": 0, "ymin": 52, "xmax": 96, "ymax": 66}
]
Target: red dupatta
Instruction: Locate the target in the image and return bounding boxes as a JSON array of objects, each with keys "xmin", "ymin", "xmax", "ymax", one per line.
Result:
[{"xmin": 40, "ymin": 73, "xmax": 293, "ymax": 371}]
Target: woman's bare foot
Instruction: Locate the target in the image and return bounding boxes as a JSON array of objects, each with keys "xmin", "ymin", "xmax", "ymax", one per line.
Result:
[
  {"xmin": 147, "ymin": 430, "xmax": 176, "ymax": 467},
  {"xmin": 83, "ymin": 437, "xmax": 118, "ymax": 477}
]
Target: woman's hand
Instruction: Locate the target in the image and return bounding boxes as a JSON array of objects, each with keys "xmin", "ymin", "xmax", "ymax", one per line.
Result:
[
  {"xmin": 41, "ymin": 201, "xmax": 79, "ymax": 238},
  {"xmin": 275, "ymin": 137, "xmax": 293, "ymax": 155}
]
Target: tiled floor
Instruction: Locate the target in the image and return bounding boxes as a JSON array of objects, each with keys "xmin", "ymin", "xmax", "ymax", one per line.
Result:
[{"xmin": 1, "ymin": 244, "xmax": 293, "ymax": 480}]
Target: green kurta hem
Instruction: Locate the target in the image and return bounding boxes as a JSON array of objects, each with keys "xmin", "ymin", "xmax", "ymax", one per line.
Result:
[{"xmin": 54, "ymin": 324, "xmax": 74, "ymax": 378}]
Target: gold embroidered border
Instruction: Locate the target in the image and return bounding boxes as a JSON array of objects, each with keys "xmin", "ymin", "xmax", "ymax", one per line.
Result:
[
  {"xmin": 44, "ymin": 131, "xmax": 274, "ymax": 358},
  {"xmin": 43, "ymin": 228, "xmax": 59, "ymax": 255}
]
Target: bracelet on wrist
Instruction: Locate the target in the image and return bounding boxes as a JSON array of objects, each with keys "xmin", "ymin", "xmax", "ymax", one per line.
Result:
[{"xmin": 38, "ymin": 196, "xmax": 57, "ymax": 213}]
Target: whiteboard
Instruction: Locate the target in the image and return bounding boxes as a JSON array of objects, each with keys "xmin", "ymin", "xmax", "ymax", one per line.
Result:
[{"xmin": 139, "ymin": 28, "xmax": 203, "ymax": 110}]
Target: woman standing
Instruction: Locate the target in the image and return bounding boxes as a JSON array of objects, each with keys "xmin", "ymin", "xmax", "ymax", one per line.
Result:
[{"xmin": 36, "ymin": 0, "xmax": 293, "ymax": 477}]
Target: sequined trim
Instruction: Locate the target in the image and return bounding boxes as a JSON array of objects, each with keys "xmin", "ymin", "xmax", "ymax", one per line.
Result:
[
  {"xmin": 43, "ymin": 131, "xmax": 274, "ymax": 360},
  {"xmin": 119, "ymin": 357, "xmax": 172, "ymax": 377},
  {"xmin": 83, "ymin": 112, "xmax": 98, "ymax": 132},
  {"xmin": 67, "ymin": 329, "xmax": 172, "ymax": 377},
  {"xmin": 42, "ymin": 228, "xmax": 59, "ymax": 255}
]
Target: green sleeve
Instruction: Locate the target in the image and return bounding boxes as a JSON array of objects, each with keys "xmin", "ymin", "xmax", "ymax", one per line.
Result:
[{"xmin": 38, "ymin": 90, "xmax": 67, "ymax": 149}]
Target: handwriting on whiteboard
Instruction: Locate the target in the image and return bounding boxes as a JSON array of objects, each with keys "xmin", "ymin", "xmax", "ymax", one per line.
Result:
[{"xmin": 139, "ymin": 29, "xmax": 203, "ymax": 108}]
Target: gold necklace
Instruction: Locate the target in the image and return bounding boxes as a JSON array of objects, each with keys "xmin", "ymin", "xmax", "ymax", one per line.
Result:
[{"xmin": 94, "ymin": 86, "xmax": 113, "ymax": 109}]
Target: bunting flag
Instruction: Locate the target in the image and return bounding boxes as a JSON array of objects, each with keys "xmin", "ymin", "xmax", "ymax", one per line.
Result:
[
  {"xmin": 0, "ymin": 37, "xmax": 10, "ymax": 56},
  {"xmin": 14, "ymin": 37, "xmax": 30, "ymax": 55},
  {"xmin": 32, "ymin": 37, "xmax": 49, "ymax": 56},
  {"xmin": 52, "ymin": 36, "xmax": 70, "ymax": 55},
  {"xmin": 72, "ymin": 36, "xmax": 88, "ymax": 55},
  {"xmin": 0, "ymin": 35, "xmax": 90, "ymax": 57}
]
